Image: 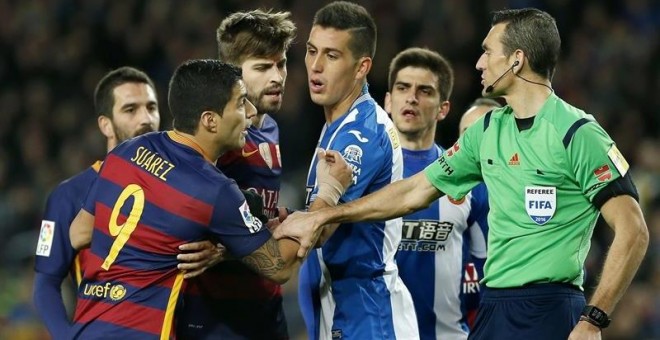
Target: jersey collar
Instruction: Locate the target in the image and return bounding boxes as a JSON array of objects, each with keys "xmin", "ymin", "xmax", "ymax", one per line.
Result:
[
  {"xmin": 536, "ymin": 92, "xmax": 559, "ymax": 120},
  {"xmin": 166, "ymin": 130, "xmax": 214, "ymax": 163},
  {"xmin": 91, "ymin": 160, "xmax": 103, "ymax": 172}
]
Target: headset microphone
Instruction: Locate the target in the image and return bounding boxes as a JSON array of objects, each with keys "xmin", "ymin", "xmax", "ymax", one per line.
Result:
[{"xmin": 485, "ymin": 60, "xmax": 519, "ymax": 93}]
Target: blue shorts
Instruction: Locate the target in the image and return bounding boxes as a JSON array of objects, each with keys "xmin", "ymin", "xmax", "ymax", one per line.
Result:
[
  {"xmin": 177, "ymin": 294, "xmax": 288, "ymax": 339},
  {"xmin": 468, "ymin": 283, "xmax": 585, "ymax": 340},
  {"xmin": 300, "ymin": 251, "xmax": 418, "ymax": 340},
  {"xmin": 298, "ymin": 251, "xmax": 322, "ymax": 340}
]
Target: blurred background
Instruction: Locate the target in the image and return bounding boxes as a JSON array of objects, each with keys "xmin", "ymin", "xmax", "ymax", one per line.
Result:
[{"xmin": 0, "ymin": 0, "xmax": 658, "ymax": 339}]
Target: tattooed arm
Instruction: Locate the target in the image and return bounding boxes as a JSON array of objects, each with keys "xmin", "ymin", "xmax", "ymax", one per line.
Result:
[{"xmin": 240, "ymin": 237, "xmax": 301, "ymax": 284}]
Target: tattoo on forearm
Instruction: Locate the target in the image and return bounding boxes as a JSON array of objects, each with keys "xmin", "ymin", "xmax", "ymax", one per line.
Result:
[{"xmin": 241, "ymin": 238, "xmax": 286, "ymax": 278}]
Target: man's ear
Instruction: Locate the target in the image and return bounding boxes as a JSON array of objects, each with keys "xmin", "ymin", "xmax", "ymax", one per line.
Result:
[
  {"xmin": 436, "ymin": 101, "xmax": 451, "ymax": 121},
  {"xmin": 200, "ymin": 111, "xmax": 218, "ymax": 132},
  {"xmin": 384, "ymin": 92, "xmax": 392, "ymax": 114},
  {"xmin": 513, "ymin": 50, "xmax": 525, "ymax": 74},
  {"xmin": 98, "ymin": 115, "xmax": 114, "ymax": 139},
  {"xmin": 355, "ymin": 56, "xmax": 372, "ymax": 80}
]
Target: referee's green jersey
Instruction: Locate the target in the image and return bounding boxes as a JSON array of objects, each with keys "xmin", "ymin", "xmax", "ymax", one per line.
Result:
[{"xmin": 424, "ymin": 93, "xmax": 630, "ymax": 288}]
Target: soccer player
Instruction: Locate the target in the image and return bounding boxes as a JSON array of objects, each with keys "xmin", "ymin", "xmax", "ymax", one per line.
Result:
[
  {"xmin": 384, "ymin": 47, "xmax": 489, "ymax": 340},
  {"xmin": 177, "ymin": 10, "xmax": 297, "ymax": 339},
  {"xmin": 298, "ymin": 2, "xmax": 418, "ymax": 339},
  {"xmin": 67, "ymin": 59, "xmax": 351, "ymax": 339},
  {"xmin": 275, "ymin": 8, "xmax": 649, "ymax": 339},
  {"xmin": 32, "ymin": 66, "xmax": 160, "ymax": 339}
]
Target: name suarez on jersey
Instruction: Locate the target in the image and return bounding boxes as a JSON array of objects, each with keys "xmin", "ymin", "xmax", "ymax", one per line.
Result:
[{"xmin": 130, "ymin": 146, "xmax": 175, "ymax": 181}]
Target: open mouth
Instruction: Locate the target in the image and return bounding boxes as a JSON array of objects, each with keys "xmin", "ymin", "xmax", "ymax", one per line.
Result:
[
  {"xmin": 309, "ymin": 78, "xmax": 324, "ymax": 93},
  {"xmin": 264, "ymin": 87, "xmax": 283, "ymax": 98},
  {"xmin": 401, "ymin": 109, "xmax": 417, "ymax": 118}
]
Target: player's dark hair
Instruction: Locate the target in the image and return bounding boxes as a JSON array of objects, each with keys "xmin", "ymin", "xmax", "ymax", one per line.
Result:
[
  {"xmin": 217, "ymin": 9, "xmax": 297, "ymax": 65},
  {"xmin": 168, "ymin": 59, "xmax": 242, "ymax": 134},
  {"xmin": 313, "ymin": 1, "xmax": 377, "ymax": 59},
  {"xmin": 492, "ymin": 8, "xmax": 560, "ymax": 80},
  {"xmin": 94, "ymin": 66, "xmax": 156, "ymax": 117},
  {"xmin": 388, "ymin": 47, "xmax": 454, "ymax": 101}
]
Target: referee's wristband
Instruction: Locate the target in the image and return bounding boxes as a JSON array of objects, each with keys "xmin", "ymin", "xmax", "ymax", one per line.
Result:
[{"xmin": 580, "ymin": 305, "xmax": 611, "ymax": 329}]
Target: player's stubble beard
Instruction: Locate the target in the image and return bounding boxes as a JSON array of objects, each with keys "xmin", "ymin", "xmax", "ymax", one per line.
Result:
[
  {"xmin": 114, "ymin": 123, "xmax": 156, "ymax": 144},
  {"xmin": 252, "ymin": 85, "xmax": 284, "ymax": 114}
]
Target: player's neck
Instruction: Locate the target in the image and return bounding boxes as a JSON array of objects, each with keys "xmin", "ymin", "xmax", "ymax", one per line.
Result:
[
  {"xmin": 252, "ymin": 113, "xmax": 267, "ymax": 129},
  {"xmin": 323, "ymin": 82, "xmax": 363, "ymax": 124},
  {"xmin": 172, "ymin": 130, "xmax": 218, "ymax": 163},
  {"xmin": 106, "ymin": 139, "xmax": 117, "ymax": 153},
  {"xmin": 505, "ymin": 81, "xmax": 553, "ymax": 119},
  {"xmin": 399, "ymin": 129, "xmax": 436, "ymax": 151}
]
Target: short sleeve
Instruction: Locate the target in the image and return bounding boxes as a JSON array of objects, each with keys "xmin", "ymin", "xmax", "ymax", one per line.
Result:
[
  {"xmin": 566, "ymin": 122, "xmax": 628, "ymax": 202},
  {"xmin": 424, "ymin": 123, "xmax": 483, "ymax": 199},
  {"xmin": 208, "ymin": 181, "xmax": 272, "ymax": 258}
]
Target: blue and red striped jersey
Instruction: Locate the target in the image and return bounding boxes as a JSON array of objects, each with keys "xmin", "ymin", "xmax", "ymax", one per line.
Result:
[
  {"xmin": 178, "ymin": 114, "xmax": 287, "ymax": 339},
  {"xmin": 71, "ymin": 131, "xmax": 271, "ymax": 340}
]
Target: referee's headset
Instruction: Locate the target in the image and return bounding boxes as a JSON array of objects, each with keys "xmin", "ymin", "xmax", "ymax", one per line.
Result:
[{"xmin": 485, "ymin": 60, "xmax": 520, "ymax": 93}]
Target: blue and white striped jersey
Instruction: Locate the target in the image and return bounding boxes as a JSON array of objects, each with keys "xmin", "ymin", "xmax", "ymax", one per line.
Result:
[
  {"xmin": 396, "ymin": 146, "xmax": 489, "ymax": 340},
  {"xmin": 301, "ymin": 86, "xmax": 418, "ymax": 340}
]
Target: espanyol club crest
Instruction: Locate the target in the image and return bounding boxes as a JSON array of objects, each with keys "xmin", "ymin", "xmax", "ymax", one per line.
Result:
[{"xmin": 525, "ymin": 186, "xmax": 556, "ymax": 225}]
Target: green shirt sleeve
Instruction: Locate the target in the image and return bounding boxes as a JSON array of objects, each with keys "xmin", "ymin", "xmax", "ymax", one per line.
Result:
[
  {"xmin": 566, "ymin": 121, "xmax": 630, "ymax": 202},
  {"xmin": 424, "ymin": 121, "xmax": 483, "ymax": 199}
]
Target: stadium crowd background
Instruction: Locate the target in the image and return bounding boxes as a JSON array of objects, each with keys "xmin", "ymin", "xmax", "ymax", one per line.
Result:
[{"xmin": 0, "ymin": 0, "xmax": 657, "ymax": 338}]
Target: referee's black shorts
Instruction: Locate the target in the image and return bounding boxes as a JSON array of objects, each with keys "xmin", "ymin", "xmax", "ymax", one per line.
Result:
[{"xmin": 468, "ymin": 283, "xmax": 585, "ymax": 340}]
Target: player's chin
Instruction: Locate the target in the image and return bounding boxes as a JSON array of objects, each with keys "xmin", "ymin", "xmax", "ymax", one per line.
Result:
[
  {"xmin": 133, "ymin": 126, "xmax": 155, "ymax": 137},
  {"xmin": 266, "ymin": 102, "xmax": 282, "ymax": 113},
  {"xmin": 396, "ymin": 124, "xmax": 420, "ymax": 135},
  {"xmin": 309, "ymin": 93, "xmax": 329, "ymax": 106}
]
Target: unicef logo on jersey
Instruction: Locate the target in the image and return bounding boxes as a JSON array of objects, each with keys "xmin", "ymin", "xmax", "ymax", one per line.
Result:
[
  {"xmin": 82, "ymin": 282, "xmax": 127, "ymax": 301},
  {"xmin": 525, "ymin": 186, "xmax": 556, "ymax": 225}
]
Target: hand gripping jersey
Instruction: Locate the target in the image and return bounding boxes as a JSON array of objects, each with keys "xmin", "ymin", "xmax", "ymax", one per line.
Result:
[
  {"xmin": 395, "ymin": 146, "xmax": 489, "ymax": 340},
  {"xmin": 34, "ymin": 162, "xmax": 99, "ymax": 336},
  {"xmin": 178, "ymin": 114, "xmax": 287, "ymax": 339},
  {"xmin": 301, "ymin": 86, "xmax": 418, "ymax": 340},
  {"xmin": 424, "ymin": 93, "xmax": 631, "ymax": 289},
  {"xmin": 71, "ymin": 131, "xmax": 271, "ymax": 340}
]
